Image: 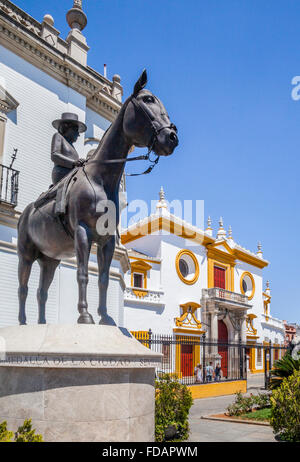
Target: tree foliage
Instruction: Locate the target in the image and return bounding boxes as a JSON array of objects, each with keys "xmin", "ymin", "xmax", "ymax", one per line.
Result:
[
  {"xmin": 269, "ymin": 351, "xmax": 300, "ymax": 389},
  {"xmin": 270, "ymin": 370, "xmax": 300, "ymax": 442},
  {"xmin": 155, "ymin": 374, "xmax": 193, "ymax": 442},
  {"xmin": 0, "ymin": 419, "xmax": 43, "ymax": 442}
]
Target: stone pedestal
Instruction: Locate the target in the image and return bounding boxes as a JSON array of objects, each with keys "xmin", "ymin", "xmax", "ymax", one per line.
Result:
[{"xmin": 0, "ymin": 325, "xmax": 161, "ymax": 442}]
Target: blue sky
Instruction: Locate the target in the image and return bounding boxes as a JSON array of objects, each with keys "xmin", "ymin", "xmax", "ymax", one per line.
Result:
[{"xmin": 14, "ymin": 0, "xmax": 300, "ymax": 322}]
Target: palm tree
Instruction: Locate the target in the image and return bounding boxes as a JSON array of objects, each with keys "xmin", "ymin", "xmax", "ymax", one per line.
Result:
[{"xmin": 269, "ymin": 351, "xmax": 300, "ymax": 389}]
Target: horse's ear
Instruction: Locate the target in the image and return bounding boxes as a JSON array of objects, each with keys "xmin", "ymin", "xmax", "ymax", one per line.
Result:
[{"xmin": 133, "ymin": 69, "xmax": 147, "ymax": 96}]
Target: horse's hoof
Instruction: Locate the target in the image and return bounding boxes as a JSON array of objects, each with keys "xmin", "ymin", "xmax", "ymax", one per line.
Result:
[
  {"xmin": 38, "ymin": 320, "xmax": 46, "ymax": 325},
  {"xmin": 99, "ymin": 315, "xmax": 116, "ymax": 326},
  {"xmin": 77, "ymin": 313, "xmax": 95, "ymax": 324}
]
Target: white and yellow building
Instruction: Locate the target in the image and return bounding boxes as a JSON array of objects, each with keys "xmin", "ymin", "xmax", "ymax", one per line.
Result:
[
  {"xmin": 121, "ymin": 187, "xmax": 285, "ymax": 374},
  {"xmin": 0, "ymin": 1, "xmax": 285, "ymax": 377}
]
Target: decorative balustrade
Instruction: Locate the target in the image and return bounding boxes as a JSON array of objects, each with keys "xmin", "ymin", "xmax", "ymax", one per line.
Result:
[
  {"xmin": 202, "ymin": 287, "xmax": 249, "ymax": 306},
  {"xmin": 124, "ymin": 287, "xmax": 164, "ymax": 305},
  {"xmin": 0, "ymin": 164, "xmax": 19, "ymax": 207},
  {"xmin": 0, "ymin": 1, "xmax": 42, "ymax": 36},
  {"xmin": 262, "ymin": 314, "xmax": 284, "ymax": 330}
]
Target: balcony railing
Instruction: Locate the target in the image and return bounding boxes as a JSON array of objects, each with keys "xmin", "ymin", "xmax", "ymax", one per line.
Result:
[
  {"xmin": 124, "ymin": 287, "xmax": 164, "ymax": 305},
  {"xmin": 202, "ymin": 287, "xmax": 250, "ymax": 306},
  {"xmin": 0, "ymin": 164, "xmax": 19, "ymax": 207}
]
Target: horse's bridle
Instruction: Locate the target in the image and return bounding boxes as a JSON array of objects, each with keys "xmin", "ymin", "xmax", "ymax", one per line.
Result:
[{"xmin": 86, "ymin": 93, "xmax": 177, "ymax": 176}]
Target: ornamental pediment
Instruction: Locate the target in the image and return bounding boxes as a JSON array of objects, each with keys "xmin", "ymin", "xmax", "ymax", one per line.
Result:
[
  {"xmin": 0, "ymin": 85, "xmax": 19, "ymax": 114},
  {"xmin": 209, "ymin": 240, "xmax": 234, "ymax": 255},
  {"xmin": 175, "ymin": 302, "xmax": 203, "ymax": 330}
]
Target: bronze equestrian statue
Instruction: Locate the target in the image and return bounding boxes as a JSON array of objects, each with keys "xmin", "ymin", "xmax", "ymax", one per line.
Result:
[{"xmin": 17, "ymin": 70, "xmax": 178, "ymax": 326}]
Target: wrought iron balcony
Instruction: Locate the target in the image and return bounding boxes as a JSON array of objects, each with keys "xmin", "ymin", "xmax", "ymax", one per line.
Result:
[
  {"xmin": 202, "ymin": 287, "xmax": 250, "ymax": 309},
  {"xmin": 0, "ymin": 164, "xmax": 19, "ymax": 207}
]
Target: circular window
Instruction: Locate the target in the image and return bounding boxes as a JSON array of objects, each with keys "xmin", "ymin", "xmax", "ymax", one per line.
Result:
[
  {"xmin": 175, "ymin": 250, "xmax": 199, "ymax": 285},
  {"xmin": 240, "ymin": 272, "xmax": 255, "ymax": 300}
]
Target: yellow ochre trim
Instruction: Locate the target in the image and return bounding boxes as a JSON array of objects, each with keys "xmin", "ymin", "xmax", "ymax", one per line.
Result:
[
  {"xmin": 121, "ymin": 217, "xmax": 268, "ymax": 268},
  {"xmin": 240, "ymin": 271, "xmax": 255, "ymax": 300},
  {"xmin": 121, "ymin": 217, "xmax": 214, "ymax": 246},
  {"xmin": 130, "ymin": 260, "xmax": 152, "ymax": 290},
  {"xmin": 175, "ymin": 249, "xmax": 199, "ymax": 285},
  {"xmin": 175, "ymin": 302, "xmax": 203, "ymax": 330},
  {"xmin": 207, "ymin": 257, "xmax": 235, "ymax": 292},
  {"xmin": 132, "ymin": 289, "xmax": 148, "ymax": 298},
  {"xmin": 173, "ymin": 328, "xmax": 206, "ymax": 335},
  {"xmin": 188, "ymin": 380, "xmax": 247, "ymax": 399}
]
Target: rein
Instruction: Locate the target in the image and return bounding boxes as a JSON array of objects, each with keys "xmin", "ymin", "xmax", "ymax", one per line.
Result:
[{"xmin": 86, "ymin": 94, "xmax": 175, "ymax": 176}]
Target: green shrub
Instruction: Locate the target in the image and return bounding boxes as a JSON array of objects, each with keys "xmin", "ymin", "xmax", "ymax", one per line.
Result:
[
  {"xmin": 0, "ymin": 421, "xmax": 14, "ymax": 442},
  {"xmin": 0, "ymin": 419, "xmax": 43, "ymax": 442},
  {"xmin": 270, "ymin": 370, "xmax": 300, "ymax": 442},
  {"xmin": 269, "ymin": 351, "xmax": 300, "ymax": 390},
  {"xmin": 226, "ymin": 391, "xmax": 270, "ymax": 416},
  {"xmin": 155, "ymin": 373, "xmax": 193, "ymax": 442},
  {"xmin": 252, "ymin": 392, "xmax": 271, "ymax": 410}
]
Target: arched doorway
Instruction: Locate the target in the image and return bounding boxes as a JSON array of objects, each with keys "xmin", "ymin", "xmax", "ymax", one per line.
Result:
[{"xmin": 218, "ymin": 320, "xmax": 228, "ymax": 378}]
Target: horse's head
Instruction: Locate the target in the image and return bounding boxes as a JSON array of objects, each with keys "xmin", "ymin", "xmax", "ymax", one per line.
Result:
[{"xmin": 123, "ymin": 70, "xmax": 178, "ymax": 156}]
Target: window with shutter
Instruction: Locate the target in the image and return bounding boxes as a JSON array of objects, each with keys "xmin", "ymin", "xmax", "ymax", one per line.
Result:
[{"xmin": 214, "ymin": 266, "xmax": 226, "ymax": 289}]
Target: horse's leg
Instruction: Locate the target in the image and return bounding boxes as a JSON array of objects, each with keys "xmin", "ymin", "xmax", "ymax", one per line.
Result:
[
  {"xmin": 37, "ymin": 256, "xmax": 60, "ymax": 324},
  {"xmin": 75, "ymin": 223, "xmax": 95, "ymax": 324},
  {"xmin": 18, "ymin": 255, "xmax": 34, "ymax": 325},
  {"xmin": 97, "ymin": 236, "xmax": 116, "ymax": 326}
]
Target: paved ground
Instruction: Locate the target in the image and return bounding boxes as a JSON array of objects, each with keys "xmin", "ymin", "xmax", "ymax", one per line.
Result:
[
  {"xmin": 247, "ymin": 373, "xmax": 265, "ymax": 391},
  {"xmin": 188, "ymin": 376, "xmax": 275, "ymax": 442}
]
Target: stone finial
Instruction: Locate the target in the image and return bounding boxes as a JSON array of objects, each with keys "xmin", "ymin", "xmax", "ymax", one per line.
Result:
[
  {"xmin": 205, "ymin": 216, "xmax": 213, "ymax": 237},
  {"xmin": 156, "ymin": 186, "xmax": 168, "ymax": 212},
  {"xmin": 256, "ymin": 241, "xmax": 263, "ymax": 259},
  {"xmin": 41, "ymin": 13, "xmax": 59, "ymax": 47},
  {"xmin": 159, "ymin": 186, "xmax": 165, "ymax": 201},
  {"xmin": 43, "ymin": 14, "xmax": 54, "ymax": 26},
  {"xmin": 112, "ymin": 75, "xmax": 123, "ymax": 102},
  {"xmin": 66, "ymin": 0, "xmax": 87, "ymax": 31},
  {"xmin": 216, "ymin": 216, "xmax": 226, "ymax": 240},
  {"xmin": 265, "ymin": 280, "xmax": 271, "ymax": 295},
  {"xmin": 228, "ymin": 225, "xmax": 233, "ymax": 240},
  {"xmin": 113, "ymin": 74, "xmax": 121, "ymax": 84}
]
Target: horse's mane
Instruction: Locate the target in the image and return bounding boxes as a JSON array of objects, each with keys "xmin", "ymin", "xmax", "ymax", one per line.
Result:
[{"xmin": 86, "ymin": 95, "xmax": 132, "ymax": 163}]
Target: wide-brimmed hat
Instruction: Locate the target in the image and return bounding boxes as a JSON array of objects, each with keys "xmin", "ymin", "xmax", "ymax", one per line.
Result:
[{"xmin": 52, "ymin": 112, "xmax": 87, "ymax": 133}]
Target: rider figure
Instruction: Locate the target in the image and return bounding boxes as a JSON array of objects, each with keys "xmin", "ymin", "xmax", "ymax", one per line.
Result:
[{"xmin": 51, "ymin": 112, "xmax": 87, "ymax": 184}]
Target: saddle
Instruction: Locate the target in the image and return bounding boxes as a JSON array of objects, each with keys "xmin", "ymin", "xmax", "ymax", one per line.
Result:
[{"xmin": 34, "ymin": 167, "xmax": 80, "ymax": 216}]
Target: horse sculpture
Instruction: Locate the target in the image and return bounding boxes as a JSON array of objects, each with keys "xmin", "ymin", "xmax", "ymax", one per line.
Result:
[{"xmin": 17, "ymin": 70, "xmax": 179, "ymax": 325}]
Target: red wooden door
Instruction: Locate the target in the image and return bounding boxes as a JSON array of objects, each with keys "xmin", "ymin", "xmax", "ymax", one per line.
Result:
[
  {"xmin": 214, "ymin": 266, "xmax": 226, "ymax": 289},
  {"xmin": 218, "ymin": 320, "xmax": 228, "ymax": 378},
  {"xmin": 181, "ymin": 344, "xmax": 193, "ymax": 377}
]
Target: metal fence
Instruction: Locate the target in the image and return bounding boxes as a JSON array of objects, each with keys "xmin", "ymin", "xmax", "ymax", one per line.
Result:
[
  {"xmin": 132, "ymin": 330, "xmax": 288, "ymax": 388},
  {"xmin": 0, "ymin": 164, "xmax": 19, "ymax": 207}
]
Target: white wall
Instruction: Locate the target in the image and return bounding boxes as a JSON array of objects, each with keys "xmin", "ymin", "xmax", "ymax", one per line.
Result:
[
  {"xmin": 0, "ymin": 45, "xmax": 86, "ymax": 212},
  {"xmin": 0, "ymin": 247, "xmax": 125, "ymax": 328},
  {"xmin": 0, "ymin": 38, "xmax": 130, "ymax": 330},
  {"xmin": 84, "ymin": 107, "xmax": 111, "ymax": 157},
  {"xmin": 124, "ymin": 232, "xmax": 207, "ymax": 334},
  {"xmin": 0, "ymin": 248, "xmax": 59, "ymax": 326}
]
